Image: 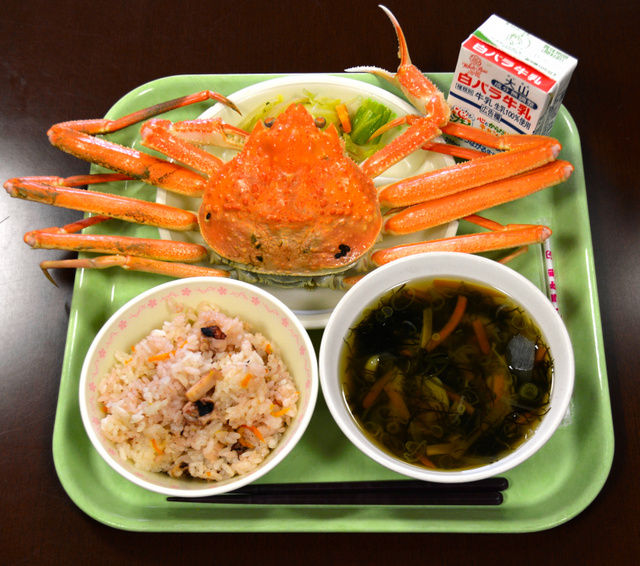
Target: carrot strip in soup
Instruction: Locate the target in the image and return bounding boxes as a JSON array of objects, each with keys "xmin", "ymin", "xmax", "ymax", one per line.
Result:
[
  {"xmin": 445, "ymin": 389, "xmax": 476, "ymax": 414},
  {"xmin": 362, "ymin": 370, "xmax": 395, "ymax": 409},
  {"xmin": 472, "ymin": 318, "xmax": 491, "ymax": 354},
  {"xmin": 535, "ymin": 344, "xmax": 548, "ymax": 362},
  {"xmin": 418, "ymin": 454, "xmax": 436, "ymax": 468},
  {"xmin": 383, "ymin": 384, "xmax": 411, "ymax": 420},
  {"xmin": 488, "ymin": 372, "xmax": 508, "ymax": 406},
  {"xmin": 426, "ymin": 295, "xmax": 468, "ymax": 351}
]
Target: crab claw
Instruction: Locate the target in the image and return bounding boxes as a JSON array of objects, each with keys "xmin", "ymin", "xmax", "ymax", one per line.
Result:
[{"xmin": 346, "ymin": 5, "xmax": 450, "ymax": 125}]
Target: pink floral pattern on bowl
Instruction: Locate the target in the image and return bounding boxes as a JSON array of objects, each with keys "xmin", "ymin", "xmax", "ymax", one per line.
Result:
[{"xmin": 80, "ymin": 277, "xmax": 318, "ymax": 497}]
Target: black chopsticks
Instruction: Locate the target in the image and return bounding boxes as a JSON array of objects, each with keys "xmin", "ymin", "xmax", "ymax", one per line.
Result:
[{"xmin": 167, "ymin": 477, "xmax": 508, "ymax": 506}]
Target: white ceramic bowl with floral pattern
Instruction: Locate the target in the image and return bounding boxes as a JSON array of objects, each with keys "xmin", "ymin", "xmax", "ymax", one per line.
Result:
[{"xmin": 79, "ymin": 277, "xmax": 318, "ymax": 497}]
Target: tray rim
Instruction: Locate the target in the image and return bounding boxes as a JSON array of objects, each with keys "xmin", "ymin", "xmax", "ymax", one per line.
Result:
[{"xmin": 51, "ymin": 72, "xmax": 614, "ymax": 533}]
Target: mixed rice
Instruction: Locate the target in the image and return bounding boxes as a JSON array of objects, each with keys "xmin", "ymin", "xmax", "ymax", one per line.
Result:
[{"xmin": 98, "ymin": 302, "xmax": 299, "ymax": 481}]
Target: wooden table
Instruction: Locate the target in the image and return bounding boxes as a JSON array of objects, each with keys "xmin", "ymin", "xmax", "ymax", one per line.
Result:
[{"xmin": 1, "ymin": 0, "xmax": 637, "ymax": 562}]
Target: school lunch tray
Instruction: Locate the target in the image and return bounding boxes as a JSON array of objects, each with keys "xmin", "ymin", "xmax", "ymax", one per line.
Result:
[{"xmin": 52, "ymin": 73, "xmax": 613, "ymax": 532}]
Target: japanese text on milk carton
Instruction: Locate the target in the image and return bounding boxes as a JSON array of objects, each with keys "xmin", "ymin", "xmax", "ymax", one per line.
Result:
[{"xmin": 447, "ymin": 15, "xmax": 577, "ymax": 148}]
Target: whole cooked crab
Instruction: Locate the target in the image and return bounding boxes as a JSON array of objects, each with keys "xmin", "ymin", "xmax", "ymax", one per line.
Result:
[{"xmin": 4, "ymin": 6, "xmax": 572, "ymax": 288}]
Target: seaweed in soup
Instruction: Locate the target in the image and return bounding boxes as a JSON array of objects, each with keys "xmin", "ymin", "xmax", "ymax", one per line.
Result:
[{"xmin": 340, "ymin": 278, "xmax": 553, "ymax": 471}]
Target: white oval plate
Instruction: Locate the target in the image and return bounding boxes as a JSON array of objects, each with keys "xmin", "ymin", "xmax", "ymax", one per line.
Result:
[{"xmin": 157, "ymin": 74, "xmax": 457, "ymax": 328}]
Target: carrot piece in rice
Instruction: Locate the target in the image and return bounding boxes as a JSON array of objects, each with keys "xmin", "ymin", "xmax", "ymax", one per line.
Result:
[
  {"xmin": 150, "ymin": 438, "xmax": 164, "ymax": 455},
  {"xmin": 240, "ymin": 373, "xmax": 253, "ymax": 388},
  {"xmin": 271, "ymin": 406, "xmax": 290, "ymax": 417},
  {"xmin": 241, "ymin": 424, "xmax": 265, "ymax": 443},
  {"xmin": 147, "ymin": 340, "xmax": 188, "ymax": 363}
]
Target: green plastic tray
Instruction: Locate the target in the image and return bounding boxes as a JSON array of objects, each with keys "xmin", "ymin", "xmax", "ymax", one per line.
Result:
[{"xmin": 52, "ymin": 74, "xmax": 613, "ymax": 532}]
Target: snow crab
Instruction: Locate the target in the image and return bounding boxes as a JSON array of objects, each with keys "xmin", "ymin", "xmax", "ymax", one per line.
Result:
[{"xmin": 4, "ymin": 6, "xmax": 573, "ymax": 289}]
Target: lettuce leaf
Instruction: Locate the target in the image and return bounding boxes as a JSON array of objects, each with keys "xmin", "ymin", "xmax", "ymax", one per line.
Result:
[
  {"xmin": 237, "ymin": 93, "xmax": 396, "ymax": 162},
  {"xmin": 349, "ymin": 98, "xmax": 396, "ymax": 145}
]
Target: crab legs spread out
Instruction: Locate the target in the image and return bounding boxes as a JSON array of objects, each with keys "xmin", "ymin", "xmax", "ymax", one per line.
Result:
[{"xmin": 4, "ymin": 5, "xmax": 573, "ymax": 289}]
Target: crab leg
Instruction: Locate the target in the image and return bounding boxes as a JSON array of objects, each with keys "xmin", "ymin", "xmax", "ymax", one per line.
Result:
[
  {"xmin": 26, "ymin": 173, "xmax": 136, "ymax": 186},
  {"xmin": 168, "ymin": 118, "xmax": 248, "ymax": 149},
  {"xmin": 140, "ymin": 120, "xmax": 230, "ymax": 176},
  {"xmin": 349, "ymin": 5, "xmax": 451, "ymax": 178},
  {"xmin": 384, "ymin": 160, "xmax": 573, "ymax": 235},
  {"xmin": 45, "ymin": 126, "xmax": 209, "ymax": 196},
  {"xmin": 348, "ymin": 5, "xmax": 450, "ymax": 124},
  {"xmin": 39, "ymin": 255, "xmax": 229, "ymax": 283},
  {"xmin": 372, "ymin": 219, "xmax": 551, "ymax": 266},
  {"xmin": 45, "ymin": 91, "xmax": 239, "ymax": 197},
  {"xmin": 25, "ymin": 225, "xmax": 208, "ymax": 263},
  {"xmin": 420, "ymin": 141, "xmax": 486, "ymax": 161},
  {"xmin": 53, "ymin": 91, "xmax": 240, "ymax": 137},
  {"xmin": 4, "ymin": 178, "xmax": 199, "ymax": 231},
  {"xmin": 378, "ymin": 133, "xmax": 562, "ymax": 208},
  {"xmin": 355, "ymin": 4, "xmax": 573, "ymax": 216},
  {"xmin": 361, "ymin": 119, "xmax": 442, "ymax": 178},
  {"xmin": 19, "ymin": 215, "xmax": 220, "ymax": 283},
  {"xmin": 341, "ymin": 216, "xmax": 544, "ymax": 288},
  {"xmin": 138, "ymin": 113, "xmax": 254, "ymax": 177}
]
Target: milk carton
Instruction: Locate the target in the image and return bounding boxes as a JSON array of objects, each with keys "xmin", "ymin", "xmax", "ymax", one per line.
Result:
[{"xmin": 447, "ymin": 15, "xmax": 577, "ymax": 147}]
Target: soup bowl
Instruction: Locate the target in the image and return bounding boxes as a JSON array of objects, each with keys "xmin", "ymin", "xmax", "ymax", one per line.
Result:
[
  {"xmin": 80, "ymin": 277, "xmax": 318, "ymax": 497},
  {"xmin": 319, "ymin": 252, "xmax": 574, "ymax": 483}
]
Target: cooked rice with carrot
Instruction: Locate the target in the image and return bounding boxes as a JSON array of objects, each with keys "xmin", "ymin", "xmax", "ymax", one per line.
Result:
[{"xmin": 98, "ymin": 302, "xmax": 299, "ymax": 481}]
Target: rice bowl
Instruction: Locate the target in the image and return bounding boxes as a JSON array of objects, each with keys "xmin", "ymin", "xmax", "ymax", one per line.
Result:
[
  {"xmin": 80, "ymin": 277, "xmax": 318, "ymax": 497},
  {"xmin": 99, "ymin": 303, "xmax": 299, "ymax": 481}
]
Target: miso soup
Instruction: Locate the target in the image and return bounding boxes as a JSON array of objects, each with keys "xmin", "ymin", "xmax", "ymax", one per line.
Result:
[{"xmin": 340, "ymin": 278, "xmax": 553, "ymax": 471}]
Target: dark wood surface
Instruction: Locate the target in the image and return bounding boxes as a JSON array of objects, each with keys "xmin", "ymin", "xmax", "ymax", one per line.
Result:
[{"xmin": 1, "ymin": 0, "xmax": 637, "ymax": 563}]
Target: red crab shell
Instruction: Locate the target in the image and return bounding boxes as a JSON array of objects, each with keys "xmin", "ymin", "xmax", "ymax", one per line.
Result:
[{"xmin": 198, "ymin": 104, "xmax": 382, "ymax": 275}]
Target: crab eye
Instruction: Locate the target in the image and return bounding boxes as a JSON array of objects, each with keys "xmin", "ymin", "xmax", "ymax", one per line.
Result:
[
  {"xmin": 334, "ymin": 243, "xmax": 350, "ymax": 259},
  {"xmin": 264, "ymin": 117, "xmax": 275, "ymax": 128},
  {"xmin": 314, "ymin": 117, "xmax": 326, "ymax": 128}
]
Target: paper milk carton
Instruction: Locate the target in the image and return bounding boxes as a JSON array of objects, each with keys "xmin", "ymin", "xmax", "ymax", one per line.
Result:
[{"xmin": 447, "ymin": 15, "xmax": 577, "ymax": 148}]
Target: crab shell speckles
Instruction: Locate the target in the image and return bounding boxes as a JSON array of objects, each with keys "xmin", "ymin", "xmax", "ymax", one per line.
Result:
[{"xmin": 198, "ymin": 104, "xmax": 382, "ymax": 275}]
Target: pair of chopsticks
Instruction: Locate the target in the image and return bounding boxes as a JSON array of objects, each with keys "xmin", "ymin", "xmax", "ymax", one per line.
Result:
[{"xmin": 167, "ymin": 477, "xmax": 508, "ymax": 506}]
